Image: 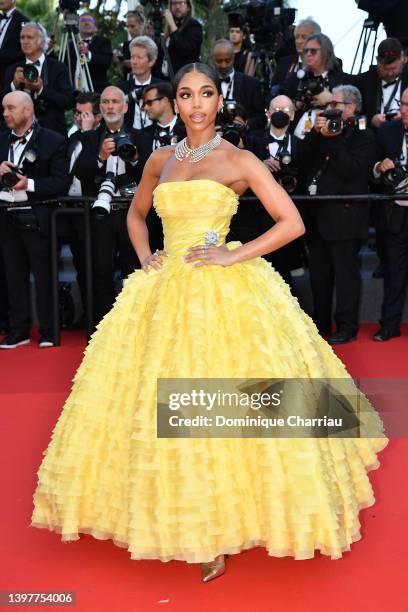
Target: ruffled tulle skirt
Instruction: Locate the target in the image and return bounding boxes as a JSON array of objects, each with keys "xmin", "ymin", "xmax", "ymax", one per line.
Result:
[{"xmin": 31, "ymin": 247, "xmax": 388, "ymax": 562}]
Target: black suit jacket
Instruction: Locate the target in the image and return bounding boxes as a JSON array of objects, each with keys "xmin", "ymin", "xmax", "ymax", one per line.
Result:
[
  {"xmin": 68, "ymin": 126, "xmax": 107, "ymax": 197},
  {"xmin": 232, "ymin": 71, "xmax": 265, "ymax": 131},
  {"xmin": 299, "ymin": 127, "xmax": 377, "ymax": 240},
  {"xmin": 358, "ymin": 0, "xmax": 408, "ymax": 43},
  {"xmin": 118, "ymin": 75, "xmax": 161, "ymax": 129},
  {"xmin": 74, "ymin": 124, "xmax": 153, "ymax": 192},
  {"xmin": 167, "ymin": 18, "xmax": 202, "ymax": 75},
  {"xmin": 66, "ymin": 35, "xmax": 112, "ymax": 93},
  {"xmin": 0, "ymin": 9, "xmax": 29, "ymax": 90},
  {"xmin": 356, "ymin": 64, "xmax": 408, "ymax": 127},
  {"xmin": 271, "ymin": 54, "xmax": 299, "ymax": 89},
  {"xmin": 0, "ymin": 125, "xmax": 69, "ymax": 236},
  {"xmin": 3, "ymin": 56, "xmax": 74, "ymax": 134}
]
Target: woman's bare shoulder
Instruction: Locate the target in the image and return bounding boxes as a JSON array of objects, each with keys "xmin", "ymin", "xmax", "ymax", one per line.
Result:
[{"xmin": 145, "ymin": 145, "xmax": 175, "ymax": 178}]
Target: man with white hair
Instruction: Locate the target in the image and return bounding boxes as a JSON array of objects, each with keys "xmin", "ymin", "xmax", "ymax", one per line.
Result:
[
  {"xmin": 0, "ymin": 91, "xmax": 69, "ymax": 349},
  {"xmin": 118, "ymin": 35, "xmax": 161, "ymax": 130},
  {"xmin": 2, "ymin": 21, "xmax": 74, "ymax": 134},
  {"xmin": 270, "ymin": 18, "xmax": 322, "ymax": 92}
]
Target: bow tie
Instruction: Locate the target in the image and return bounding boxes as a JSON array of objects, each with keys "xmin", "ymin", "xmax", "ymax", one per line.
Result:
[
  {"xmin": 383, "ymin": 79, "xmax": 399, "ymax": 89},
  {"xmin": 0, "ymin": 11, "xmax": 9, "ymax": 20},
  {"xmin": 221, "ymin": 76, "xmax": 231, "ymax": 84},
  {"xmin": 267, "ymin": 135, "xmax": 285, "ymax": 145},
  {"xmin": 155, "ymin": 125, "xmax": 171, "ymax": 134},
  {"xmin": 27, "ymin": 60, "xmax": 40, "ymax": 67},
  {"xmin": 82, "ymin": 38, "xmax": 92, "ymax": 44},
  {"xmin": 10, "ymin": 133, "xmax": 27, "ymax": 144}
]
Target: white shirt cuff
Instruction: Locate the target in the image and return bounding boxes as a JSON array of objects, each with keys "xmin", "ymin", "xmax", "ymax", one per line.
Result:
[
  {"xmin": 26, "ymin": 179, "xmax": 35, "ymax": 192},
  {"xmin": 11, "ymin": 82, "xmax": 16, "ymax": 91},
  {"xmin": 373, "ymin": 162, "xmax": 382, "ymax": 179}
]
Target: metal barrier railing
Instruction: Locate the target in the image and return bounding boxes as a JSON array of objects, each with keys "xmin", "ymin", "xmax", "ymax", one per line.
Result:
[{"xmin": 1, "ymin": 192, "xmax": 408, "ymax": 346}]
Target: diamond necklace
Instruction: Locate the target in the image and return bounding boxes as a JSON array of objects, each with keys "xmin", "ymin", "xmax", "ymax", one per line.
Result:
[{"xmin": 175, "ymin": 133, "xmax": 222, "ymax": 163}]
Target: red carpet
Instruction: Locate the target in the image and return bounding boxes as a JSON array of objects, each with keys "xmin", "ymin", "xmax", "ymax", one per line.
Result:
[{"xmin": 0, "ymin": 325, "xmax": 406, "ymax": 612}]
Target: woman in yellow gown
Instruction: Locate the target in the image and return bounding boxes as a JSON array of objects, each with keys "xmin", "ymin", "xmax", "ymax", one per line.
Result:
[{"xmin": 31, "ymin": 63, "xmax": 388, "ymax": 582}]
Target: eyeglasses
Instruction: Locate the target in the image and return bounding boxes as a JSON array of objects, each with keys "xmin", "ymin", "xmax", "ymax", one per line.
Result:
[
  {"xmin": 142, "ymin": 96, "xmax": 163, "ymax": 108},
  {"xmin": 271, "ymin": 107, "xmax": 292, "ymax": 113},
  {"xmin": 302, "ymin": 47, "xmax": 320, "ymax": 55},
  {"xmin": 329, "ymin": 101, "xmax": 353, "ymax": 108},
  {"xmin": 79, "ymin": 17, "xmax": 95, "ymax": 23}
]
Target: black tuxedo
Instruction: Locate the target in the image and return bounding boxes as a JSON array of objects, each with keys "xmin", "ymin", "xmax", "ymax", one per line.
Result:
[
  {"xmin": 230, "ymin": 71, "xmax": 265, "ymax": 130},
  {"xmin": 0, "ymin": 9, "xmax": 29, "ymax": 89},
  {"xmin": 0, "ymin": 125, "xmax": 69, "ymax": 338},
  {"xmin": 374, "ymin": 120, "xmax": 408, "ymax": 331},
  {"xmin": 167, "ymin": 17, "xmax": 202, "ymax": 75},
  {"xmin": 73, "ymin": 123, "xmax": 152, "ymax": 324},
  {"xmin": 3, "ymin": 56, "xmax": 74, "ymax": 134},
  {"xmin": 118, "ymin": 75, "xmax": 161, "ymax": 130},
  {"xmin": 66, "ymin": 35, "xmax": 112, "ymax": 93},
  {"xmin": 358, "ymin": 0, "xmax": 408, "ymax": 44},
  {"xmin": 299, "ymin": 127, "xmax": 376, "ymax": 335},
  {"xmin": 356, "ymin": 64, "xmax": 408, "ymax": 127},
  {"xmin": 229, "ymin": 130, "xmax": 303, "ymax": 285}
]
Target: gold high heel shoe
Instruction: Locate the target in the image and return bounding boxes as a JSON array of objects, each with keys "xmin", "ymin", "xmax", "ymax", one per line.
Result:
[{"xmin": 201, "ymin": 554, "xmax": 226, "ymax": 583}]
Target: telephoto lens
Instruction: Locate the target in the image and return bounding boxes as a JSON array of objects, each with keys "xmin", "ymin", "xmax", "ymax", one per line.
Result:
[{"xmin": 92, "ymin": 172, "xmax": 117, "ymax": 217}]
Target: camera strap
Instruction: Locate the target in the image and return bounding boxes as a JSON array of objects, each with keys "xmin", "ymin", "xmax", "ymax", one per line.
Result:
[
  {"xmin": 9, "ymin": 126, "xmax": 34, "ymax": 167},
  {"xmin": 308, "ymin": 154, "xmax": 331, "ymax": 195}
]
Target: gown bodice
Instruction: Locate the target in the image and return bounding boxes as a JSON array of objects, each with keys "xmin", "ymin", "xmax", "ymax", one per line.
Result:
[{"xmin": 153, "ymin": 180, "xmax": 239, "ymax": 255}]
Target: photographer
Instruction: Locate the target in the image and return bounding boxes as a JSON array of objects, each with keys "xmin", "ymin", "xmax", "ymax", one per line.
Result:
[
  {"xmin": 0, "ymin": 91, "xmax": 69, "ymax": 349},
  {"xmin": 0, "ymin": 0, "xmax": 29, "ymax": 90},
  {"xmin": 300, "ymin": 85, "xmax": 376, "ymax": 344},
  {"xmin": 2, "ymin": 22, "xmax": 74, "ymax": 134},
  {"xmin": 282, "ymin": 33, "xmax": 351, "ymax": 139},
  {"xmin": 211, "ymin": 39, "xmax": 265, "ymax": 131},
  {"xmin": 61, "ymin": 92, "xmax": 102, "ymax": 326},
  {"xmin": 371, "ymin": 87, "xmax": 408, "ymax": 341},
  {"xmin": 162, "ymin": 0, "xmax": 202, "ymax": 77},
  {"xmin": 117, "ymin": 9, "xmax": 146, "ymax": 80},
  {"xmin": 249, "ymin": 95, "xmax": 303, "ymax": 285},
  {"xmin": 357, "ymin": 38, "xmax": 408, "ymax": 130},
  {"xmin": 64, "ymin": 12, "xmax": 113, "ymax": 94},
  {"xmin": 356, "ymin": 0, "xmax": 408, "ymax": 51},
  {"xmin": 270, "ymin": 17, "xmax": 321, "ymax": 94},
  {"xmin": 119, "ymin": 36, "xmax": 160, "ymax": 130},
  {"xmin": 83, "ymin": 86, "xmax": 151, "ymax": 325}
]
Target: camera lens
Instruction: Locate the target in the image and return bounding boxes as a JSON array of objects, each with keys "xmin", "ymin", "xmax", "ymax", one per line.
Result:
[
  {"xmin": 2, "ymin": 171, "xmax": 19, "ymax": 188},
  {"xmin": 23, "ymin": 64, "xmax": 39, "ymax": 83}
]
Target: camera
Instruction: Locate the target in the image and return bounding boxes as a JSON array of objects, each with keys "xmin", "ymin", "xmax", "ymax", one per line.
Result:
[
  {"xmin": 92, "ymin": 172, "xmax": 117, "ymax": 216},
  {"xmin": 110, "ymin": 131, "xmax": 137, "ymax": 162},
  {"xmin": 320, "ymin": 108, "xmax": 343, "ymax": 133},
  {"xmin": 223, "ymin": 0, "xmax": 296, "ymax": 48},
  {"xmin": 217, "ymin": 100, "xmax": 248, "ymax": 147},
  {"xmin": 154, "ymin": 128, "xmax": 179, "ymax": 147},
  {"xmin": 273, "ymin": 148, "xmax": 298, "ymax": 194},
  {"xmin": 385, "ymin": 111, "xmax": 398, "ymax": 121},
  {"xmin": 381, "ymin": 162, "xmax": 408, "ymax": 192},
  {"xmin": 59, "ymin": 0, "xmax": 80, "ymax": 11},
  {"xmin": 0, "ymin": 165, "xmax": 23, "ymax": 189},
  {"xmin": 127, "ymin": 87, "xmax": 145, "ymax": 104},
  {"xmin": 23, "ymin": 64, "xmax": 39, "ymax": 83},
  {"xmin": 295, "ymin": 70, "xmax": 326, "ymax": 108}
]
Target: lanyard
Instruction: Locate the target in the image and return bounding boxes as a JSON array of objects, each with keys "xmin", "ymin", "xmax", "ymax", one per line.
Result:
[{"xmin": 9, "ymin": 128, "xmax": 34, "ymax": 167}]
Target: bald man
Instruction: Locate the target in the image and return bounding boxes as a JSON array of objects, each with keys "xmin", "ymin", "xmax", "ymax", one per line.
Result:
[
  {"xmin": 0, "ymin": 90, "xmax": 69, "ymax": 349},
  {"xmin": 211, "ymin": 39, "xmax": 265, "ymax": 130},
  {"xmin": 73, "ymin": 85, "xmax": 152, "ymax": 326},
  {"xmin": 233, "ymin": 93, "xmax": 303, "ymax": 287}
]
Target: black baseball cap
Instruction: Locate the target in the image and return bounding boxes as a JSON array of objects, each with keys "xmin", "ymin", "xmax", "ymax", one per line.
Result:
[{"xmin": 377, "ymin": 38, "xmax": 403, "ymax": 64}]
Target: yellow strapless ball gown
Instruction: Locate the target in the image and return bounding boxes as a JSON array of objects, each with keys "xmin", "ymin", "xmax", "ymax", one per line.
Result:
[{"xmin": 31, "ymin": 180, "xmax": 388, "ymax": 563}]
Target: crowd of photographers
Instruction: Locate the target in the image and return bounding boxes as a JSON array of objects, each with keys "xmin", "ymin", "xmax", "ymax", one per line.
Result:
[{"xmin": 1, "ymin": 0, "xmax": 408, "ymax": 349}]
